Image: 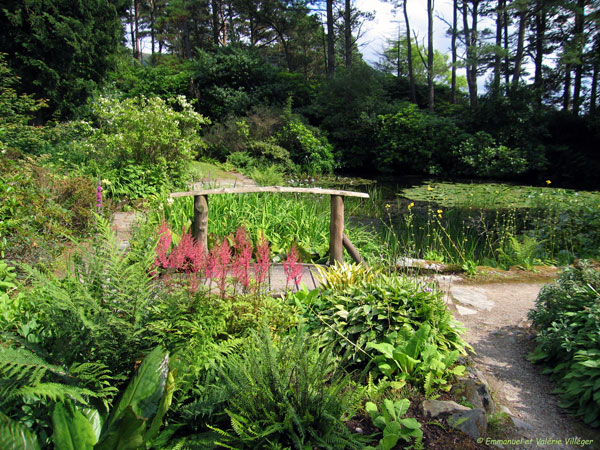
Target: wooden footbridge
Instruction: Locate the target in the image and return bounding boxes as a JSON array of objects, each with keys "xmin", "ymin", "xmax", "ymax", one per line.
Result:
[{"xmin": 170, "ymin": 186, "xmax": 370, "ymax": 265}]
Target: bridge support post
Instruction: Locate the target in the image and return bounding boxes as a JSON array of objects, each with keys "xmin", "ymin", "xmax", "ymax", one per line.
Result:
[
  {"xmin": 192, "ymin": 194, "xmax": 209, "ymax": 251},
  {"xmin": 329, "ymin": 195, "xmax": 344, "ymax": 265}
]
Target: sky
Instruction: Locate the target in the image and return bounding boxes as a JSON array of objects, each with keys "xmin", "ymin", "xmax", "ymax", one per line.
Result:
[{"xmin": 355, "ymin": 0, "xmax": 458, "ymax": 65}]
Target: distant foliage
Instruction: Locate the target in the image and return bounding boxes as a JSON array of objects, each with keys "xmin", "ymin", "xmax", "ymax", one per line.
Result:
[
  {"xmin": 276, "ymin": 120, "xmax": 335, "ymax": 174},
  {"xmin": 451, "ymin": 131, "xmax": 528, "ymax": 178},
  {"xmin": 0, "ymin": 0, "xmax": 123, "ymax": 118},
  {"xmin": 189, "ymin": 47, "xmax": 288, "ymax": 119},
  {"xmin": 0, "ymin": 54, "xmax": 48, "ymax": 154},
  {"xmin": 376, "ymin": 103, "xmax": 463, "ymax": 175}
]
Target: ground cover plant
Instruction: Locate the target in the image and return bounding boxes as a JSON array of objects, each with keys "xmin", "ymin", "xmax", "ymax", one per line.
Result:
[{"xmin": 528, "ymin": 261, "xmax": 600, "ymax": 427}]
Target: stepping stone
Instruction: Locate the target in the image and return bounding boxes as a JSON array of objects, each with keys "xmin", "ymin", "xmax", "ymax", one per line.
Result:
[
  {"xmin": 451, "ymin": 286, "xmax": 494, "ymax": 311},
  {"xmin": 456, "ymin": 304, "xmax": 478, "ymax": 315}
]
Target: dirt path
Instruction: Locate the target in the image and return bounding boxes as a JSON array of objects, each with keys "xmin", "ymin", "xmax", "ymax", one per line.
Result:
[{"xmin": 443, "ymin": 279, "xmax": 600, "ymax": 449}]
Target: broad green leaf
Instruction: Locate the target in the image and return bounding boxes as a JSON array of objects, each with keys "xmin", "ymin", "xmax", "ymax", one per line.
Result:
[
  {"xmin": 380, "ymin": 433, "xmax": 400, "ymax": 450},
  {"xmin": 52, "ymin": 401, "xmax": 97, "ymax": 450},
  {"xmin": 383, "ymin": 399, "xmax": 397, "ymax": 421},
  {"xmin": 399, "ymin": 417, "xmax": 421, "ymax": 430},
  {"xmin": 365, "ymin": 401, "xmax": 378, "ymax": 420},
  {"xmin": 366, "ymin": 342, "xmax": 395, "ymax": 359},
  {"xmin": 104, "ymin": 346, "xmax": 169, "ymax": 429},
  {"xmin": 382, "ymin": 421, "xmax": 402, "ymax": 437},
  {"xmin": 394, "ymin": 398, "xmax": 410, "ymax": 417},
  {"xmin": 95, "ymin": 406, "xmax": 146, "ymax": 450}
]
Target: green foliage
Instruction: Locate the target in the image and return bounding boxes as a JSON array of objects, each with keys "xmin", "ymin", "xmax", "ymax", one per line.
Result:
[
  {"xmin": 376, "ymin": 103, "xmax": 463, "ymax": 175},
  {"xmin": 497, "ymin": 234, "xmax": 542, "ymax": 270},
  {"xmin": 108, "ymin": 54, "xmax": 191, "ymax": 100},
  {"xmin": 95, "ymin": 347, "xmax": 174, "ymax": 450},
  {"xmin": 367, "ymin": 324, "xmax": 466, "ymax": 397},
  {"xmin": 0, "ymin": 412, "xmax": 41, "ymax": 450},
  {"xmin": 275, "ymin": 119, "xmax": 335, "ymax": 174},
  {"xmin": 190, "ymin": 47, "xmax": 288, "ymax": 119},
  {"xmin": 211, "ymin": 327, "xmax": 367, "ymax": 449},
  {"xmin": 0, "ymin": 0, "xmax": 124, "ymax": 119},
  {"xmin": 249, "ymin": 164, "xmax": 284, "ymax": 186},
  {"xmin": 0, "ymin": 54, "xmax": 48, "ymax": 154},
  {"xmin": 156, "ymin": 192, "xmax": 374, "ymax": 262},
  {"xmin": 13, "ymin": 217, "xmax": 158, "ymax": 377},
  {"xmin": 528, "ymin": 262, "xmax": 600, "ymax": 426},
  {"xmin": 451, "ymin": 131, "xmax": 528, "ymax": 178},
  {"xmin": 312, "ymin": 64, "xmax": 393, "ymax": 171},
  {"xmin": 0, "ymin": 154, "xmax": 95, "ymax": 264},
  {"xmin": 364, "ymin": 399, "xmax": 422, "ymax": 449},
  {"xmin": 292, "ymin": 274, "xmax": 469, "ymax": 377}
]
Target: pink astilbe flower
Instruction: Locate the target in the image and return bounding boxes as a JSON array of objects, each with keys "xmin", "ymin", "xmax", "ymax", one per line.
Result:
[
  {"xmin": 232, "ymin": 227, "xmax": 253, "ymax": 290},
  {"xmin": 214, "ymin": 237, "xmax": 232, "ymax": 297},
  {"xmin": 283, "ymin": 242, "xmax": 303, "ymax": 289},
  {"xmin": 253, "ymin": 232, "xmax": 271, "ymax": 288},
  {"xmin": 168, "ymin": 232, "xmax": 205, "ymax": 274},
  {"xmin": 155, "ymin": 221, "xmax": 172, "ymax": 269}
]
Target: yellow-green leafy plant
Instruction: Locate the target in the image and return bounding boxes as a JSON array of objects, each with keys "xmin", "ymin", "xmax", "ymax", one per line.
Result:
[{"xmin": 312, "ymin": 261, "xmax": 381, "ymax": 290}]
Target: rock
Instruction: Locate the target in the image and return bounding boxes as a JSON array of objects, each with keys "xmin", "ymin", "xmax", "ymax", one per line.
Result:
[
  {"xmin": 456, "ymin": 304, "xmax": 478, "ymax": 315},
  {"xmin": 510, "ymin": 417, "xmax": 534, "ymax": 431},
  {"xmin": 451, "ymin": 286, "xmax": 495, "ymax": 311},
  {"xmin": 421, "ymin": 400, "xmax": 470, "ymax": 418},
  {"xmin": 448, "ymin": 408, "xmax": 488, "ymax": 440},
  {"xmin": 453, "ymin": 378, "xmax": 495, "ymax": 416}
]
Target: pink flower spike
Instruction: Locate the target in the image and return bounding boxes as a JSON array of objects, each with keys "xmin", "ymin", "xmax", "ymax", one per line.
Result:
[
  {"xmin": 155, "ymin": 221, "xmax": 172, "ymax": 269},
  {"xmin": 253, "ymin": 232, "xmax": 271, "ymax": 286},
  {"xmin": 232, "ymin": 227, "xmax": 253, "ymax": 289},
  {"xmin": 283, "ymin": 243, "xmax": 303, "ymax": 288}
]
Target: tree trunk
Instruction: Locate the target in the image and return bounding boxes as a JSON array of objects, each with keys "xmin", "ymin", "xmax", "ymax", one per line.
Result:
[
  {"xmin": 404, "ymin": 0, "xmax": 416, "ymax": 103},
  {"xmin": 463, "ymin": 0, "xmax": 479, "ymax": 107},
  {"xmin": 503, "ymin": 0, "xmax": 509, "ymax": 91},
  {"xmin": 591, "ymin": 57, "xmax": 598, "ymax": 114},
  {"xmin": 533, "ymin": 0, "xmax": 546, "ymax": 105},
  {"xmin": 451, "ymin": 0, "xmax": 457, "ymax": 103},
  {"xmin": 150, "ymin": 0, "xmax": 155, "ymax": 55},
  {"xmin": 493, "ymin": 0, "xmax": 503, "ymax": 93},
  {"xmin": 345, "ymin": 0, "xmax": 352, "ymax": 67},
  {"xmin": 134, "ymin": 0, "xmax": 141, "ymax": 61},
  {"xmin": 129, "ymin": 3, "xmax": 136, "ymax": 59},
  {"xmin": 327, "ymin": 0, "xmax": 335, "ymax": 75},
  {"xmin": 427, "ymin": 0, "xmax": 434, "ymax": 111},
  {"xmin": 563, "ymin": 64, "xmax": 571, "ymax": 111},
  {"xmin": 511, "ymin": 5, "xmax": 528, "ymax": 86},
  {"xmin": 572, "ymin": 0, "xmax": 585, "ymax": 116},
  {"xmin": 212, "ymin": 0, "xmax": 220, "ymax": 45}
]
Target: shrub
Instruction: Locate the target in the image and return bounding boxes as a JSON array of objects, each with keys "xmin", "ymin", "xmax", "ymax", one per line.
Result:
[
  {"xmin": 0, "ymin": 154, "xmax": 95, "ymax": 264},
  {"xmin": 451, "ymin": 131, "xmax": 528, "ymax": 178},
  {"xmin": 48, "ymin": 96, "xmax": 210, "ymax": 199},
  {"xmin": 528, "ymin": 262, "xmax": 600, "ymax": 426},
  {"xmin": 276, "ymin": 119, "xmax": 335, "ymax": 174},
  {"xmin": 291, "ymin": 272, "xmax": 469, "ymax": 376},
  {"xmin": 376, "ymin": 103, "xmax": 463, "ymax": 175}
]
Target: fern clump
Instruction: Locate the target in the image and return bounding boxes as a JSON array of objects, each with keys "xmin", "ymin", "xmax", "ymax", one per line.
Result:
[{"xmin": 210, "ymin": 327, "xmax": 367, "ymax": 449}]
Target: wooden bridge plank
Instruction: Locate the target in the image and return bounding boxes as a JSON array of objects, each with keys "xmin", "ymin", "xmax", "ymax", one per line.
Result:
[{"xmin": 170, "ymin": 186, "xmax": 370, "ymax": 199}]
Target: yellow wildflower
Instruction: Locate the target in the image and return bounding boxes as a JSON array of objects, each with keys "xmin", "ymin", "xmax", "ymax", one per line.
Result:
[
  {"xmin": 427, "ymin": 185, "xmax": 433, "ymax": 191},
  {"xmin": 385, "ymin": 204, "xmax": 391, "ymax": 209},
  {"xmin": 408, "ymin": 202, "xmax": 415, "ymax": 210},
  {"xmin": 546, "ymin": 180, "xmax": 551, "ymax": 185}
]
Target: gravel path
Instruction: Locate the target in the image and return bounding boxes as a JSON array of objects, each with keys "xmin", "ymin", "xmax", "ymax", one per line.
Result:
[{"xmin": 444, "ymin": 279, "xmax": 600, "ymax": 449}]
